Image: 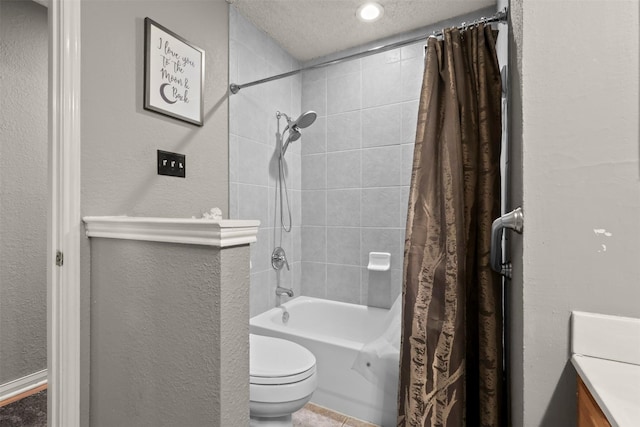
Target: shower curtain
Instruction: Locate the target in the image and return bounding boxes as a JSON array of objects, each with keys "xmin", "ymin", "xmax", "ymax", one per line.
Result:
[{"xmin": 398, "ymin": 24, "xmax": 503, "ymax": 427}]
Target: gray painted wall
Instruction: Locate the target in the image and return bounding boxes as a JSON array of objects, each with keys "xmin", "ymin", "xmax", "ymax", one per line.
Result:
[
  {"xmin": 228, "ymin": 7, "xmax": 302, "ymax": 317},
  {"xmin": 89, "ymin": 239, "xmax": 249, "ymax": 427},
  {"xmin": 0, "ymin": 0, "xmax": 48, "ymax": 385},
  {"xmin": 509, "ymin": 0, "xmax": 640, "ymax": 425},
  {"xmin": 81, "ymin": 0, "xmax": 229, "ymax": 218},
  {"xmin": 218, "ymin": 245, "xmax": 251, "ymax": 426},
  {"xmin": 81, "ymin": 1, "xmax": 233, "ymax": 425}
]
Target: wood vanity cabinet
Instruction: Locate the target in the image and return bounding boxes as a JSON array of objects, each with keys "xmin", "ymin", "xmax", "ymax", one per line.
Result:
[{"xmin": 577, "ymin": 376, "xmax": 611, "ymax": 427}]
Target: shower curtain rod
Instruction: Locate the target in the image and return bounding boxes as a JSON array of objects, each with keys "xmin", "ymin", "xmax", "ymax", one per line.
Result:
[{"xmin": 229, "ymin": 8, "xmax": 507, "ymax": 95}]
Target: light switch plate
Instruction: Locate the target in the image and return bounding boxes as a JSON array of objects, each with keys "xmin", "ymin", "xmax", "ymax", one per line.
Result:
[{"xmin": 157, "ymin": 150, "xmax": 186, "ymax": 178}]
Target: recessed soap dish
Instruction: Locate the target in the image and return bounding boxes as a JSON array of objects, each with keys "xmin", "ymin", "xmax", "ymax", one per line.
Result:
[{"xmin": 367, "ymin": 252, "xmax": 390, "ymax": 271}]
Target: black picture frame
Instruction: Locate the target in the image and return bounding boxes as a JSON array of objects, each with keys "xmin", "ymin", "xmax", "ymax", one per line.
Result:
[{"xmin": 144, "ymin": 18, "xmax": 204, "ymax": 126}]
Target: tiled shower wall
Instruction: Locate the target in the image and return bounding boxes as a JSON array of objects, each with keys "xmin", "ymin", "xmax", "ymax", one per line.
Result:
[
  {"xmin": 299, "ymin": 46, "xmax": 423, "ymax": 308},
  {"xmin": 230, "ymin": 6, "xmax": 425, "ymax": 313},
  {"xmin": 229, "ymin": 7, "xmax": 302, "ymax": 317}
]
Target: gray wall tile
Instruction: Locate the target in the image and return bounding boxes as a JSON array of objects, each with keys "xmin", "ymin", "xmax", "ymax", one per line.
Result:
[
  {"xmin": 327, "ymin": 189, "xmax": 360, "ymax": 227},
  {"xmin": 229, "ymin": 183, "xmax": 239, "ymax": 219},
  {"xmin": 302, "ymin": 79, "xmax": 327, "ymax": 117},
  {"xmin": 301, "ymin": 262, "xmax": 326, "ymax": 298},
  {"xmin": 362, "ymin": 104, "xmax": 402, "ymax": 148},
  {"xmin": 362, "ymin": 61, "xmax": 402, "ymax": 108},
  {"xmin": 327, "ymin": 111, "xmax": 361, "ymax": 152},
  {"xmin": 289, "ymin": 190, "xmax": 302, "ymax": 230},
  {"xmin": 231, "ymin": 91, "xmax": 269, "ymax": 142},
  {"xmin": 237, "ymin": 184, "xmax": 269, "ymax": 226},
  {"xmin": 302, "ymin": 226, "xmax": 326, "ymax": 262},
  {"xmin": 361, "ymin": 49, "xmax": 400, "ymax": 69},
  {"xmin": 238, "ymin": 136, "xmax": 269, "ymax": 186},
  {"xmin": 302, "ymin": 68, "xmax": 326, "ymax": 85},
  {"xmin": 287, "ymin": 155, "xmax": 302, "ymax": 190},
  {"xmin": 301, "ymin": 116, "xmax": 326, "ymax": 155},
  {"xmin": 251, "ymin": 227, "xmax": 272, "ymax": 273},
  {"xmin": 400, "ymin": 43, "xmax": 424, "ymax": 60},
  {"xmin": 267, "ymin": 184, "xmax": 276, "ymax": 229},
  {"xmin": 363, "ymin": 269, "xmax": 392, "ymax": 308},
  {"xmin": 301, "ymin": 153, "xmax": 326, "ymax": 190},
  {"xmin": 291, "ymin": 74, "xmax": 302, "ymax": 115},
  {"xmin": 327, "ymin": 150, "xmax": 361, "ymax": 189},
  {"xmin": 264, "ymin": 38, "xmax": 294, "ymax": 74},
  {"xmin": 250, "ymin": 270, "xmax": 271, "ymax": 317},
  {"xmin": 361, "ymin": 187, "xmax": 401, "ymax": 227},
  {"xmin": 229, "ymin": 39, "xmax": 239, "ymax": 84},
  {"xmin": 301, "ymin": 190, "xmax": 326, "ymax": 226},
  {"xmin": 293, "ymin": 226, "xmax": 302, "ymax": 263},
  {"xmin": 237, "ymin": 40, "xmax": 269, "ymax": 83},
  {"xmin": 362, "ymin": 146, "xmax": 401, "ymax": 187},
  {"xmin": 401, "ymin": 56, "xmax": 424, "ymax": 102},
  {"xmin": 327, "ymin": 265, "xmax": 361, "ymax": 304},
  {"xmin": 327, "ymin": 227, "xmax": 360, "ymax": 266},
  {"xmin": 290, "ymin": 261, "xmax": 302, "ymax": 298},
  {"xmin": 327, "ymin": 72, "xmax": 361, "ymax": 114},
  {"xmin": 327, "ymin": 58, "xmax": 361, "ymax": 78}
]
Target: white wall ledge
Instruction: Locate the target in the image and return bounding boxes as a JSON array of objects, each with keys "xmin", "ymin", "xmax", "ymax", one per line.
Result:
[{"xmin": 83, "ymin": 216, "xmax": 260, "ymax": 247}]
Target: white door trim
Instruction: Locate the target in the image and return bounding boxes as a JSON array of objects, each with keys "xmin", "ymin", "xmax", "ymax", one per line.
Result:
[{"xmin": 48, "ymin": 0, "xmax": 81, "ymax": 426}]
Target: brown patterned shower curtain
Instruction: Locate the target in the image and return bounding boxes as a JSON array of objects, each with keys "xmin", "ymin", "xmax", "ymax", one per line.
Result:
[{"xmin": 398, "ymin": 24, "xmax": 503, "ymax": 427}]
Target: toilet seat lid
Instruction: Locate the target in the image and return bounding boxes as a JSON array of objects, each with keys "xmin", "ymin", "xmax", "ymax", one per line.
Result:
[{"xmin": 250, "ymin": 334, "xmax": 316, "ymax": 384}]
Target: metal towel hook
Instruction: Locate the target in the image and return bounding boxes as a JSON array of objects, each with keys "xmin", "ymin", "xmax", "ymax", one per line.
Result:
[{"xmin": 490, "ymin": 207, "xmax": 523, "ymax": 278}]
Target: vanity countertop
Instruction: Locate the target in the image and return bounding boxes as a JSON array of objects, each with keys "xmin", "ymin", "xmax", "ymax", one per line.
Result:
[
  {"xmin": 571, "ymin": 311, "xmax": 640, "ymax": 427},
  {"xmin": 571, "ymin": 354, "xmax": 640, "ymax": 426}
]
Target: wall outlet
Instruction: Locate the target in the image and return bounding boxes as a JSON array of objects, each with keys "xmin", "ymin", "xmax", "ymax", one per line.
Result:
[{"xmin": 157, "ymin": 150, "xmax": 186, "ymax": 178}]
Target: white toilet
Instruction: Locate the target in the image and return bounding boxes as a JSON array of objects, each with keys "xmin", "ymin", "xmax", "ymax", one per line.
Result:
[{"xmin": 249, "ymin": 334, "xmax": 317, "ymax": 427}]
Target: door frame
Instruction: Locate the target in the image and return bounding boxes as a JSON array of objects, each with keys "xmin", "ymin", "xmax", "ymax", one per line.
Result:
[{"xmin": 47, "ymin": 0, "xmax": 81, "ymax": 426}]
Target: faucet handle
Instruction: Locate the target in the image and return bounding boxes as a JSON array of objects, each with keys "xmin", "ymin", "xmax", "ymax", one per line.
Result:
[{"xmin": 271, "ymin": 247, "xmax": 290, "ymax": 271}]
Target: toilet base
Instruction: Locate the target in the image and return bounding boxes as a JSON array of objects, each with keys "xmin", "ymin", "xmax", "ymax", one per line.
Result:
[{"xmin": 249, "ymin": 414, "xmax": 292, "ymax": 427}]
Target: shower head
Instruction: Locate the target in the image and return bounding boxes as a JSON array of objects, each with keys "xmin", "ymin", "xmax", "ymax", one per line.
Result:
[
  {"xmin": 280, "ymin": 110, "xmax": 316, "ymax": 155},
  {"xmin": 284, "ymin": 111, "xmax": 317, "ymax": 133}
]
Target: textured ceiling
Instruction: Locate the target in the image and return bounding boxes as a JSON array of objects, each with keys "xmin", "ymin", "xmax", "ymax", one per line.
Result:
[{"xmin": 229, "ymin": 0, "xmax": 496, "ymax": 62}]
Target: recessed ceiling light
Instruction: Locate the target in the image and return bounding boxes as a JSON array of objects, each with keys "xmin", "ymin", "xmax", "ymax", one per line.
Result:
[{"xmin": 357, "ymin": 2, "xmax": 384, "ymax": 22}]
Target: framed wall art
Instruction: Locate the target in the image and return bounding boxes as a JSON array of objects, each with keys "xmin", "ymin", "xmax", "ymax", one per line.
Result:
[{"xmin": 144, "ymin": 18, "xmax": 204, "ymax": 126}]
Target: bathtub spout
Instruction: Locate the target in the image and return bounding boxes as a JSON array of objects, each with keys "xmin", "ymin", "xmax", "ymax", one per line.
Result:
[{"xmin": 276, "ymin": 286, "xmax": 294, "ymax": 298}]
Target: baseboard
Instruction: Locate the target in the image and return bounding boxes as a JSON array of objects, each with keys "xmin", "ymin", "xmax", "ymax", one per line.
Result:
[{"xmin": 0, "ymin": 369, "xmax": 48, "ymax": 406}]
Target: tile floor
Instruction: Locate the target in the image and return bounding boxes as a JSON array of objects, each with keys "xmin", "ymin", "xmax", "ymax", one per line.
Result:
[{"xmin": 292, "ymin": 402, "xmax": 379, "ymax": 427}]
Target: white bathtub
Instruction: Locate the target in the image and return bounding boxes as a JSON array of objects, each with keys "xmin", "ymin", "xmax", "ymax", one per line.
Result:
[{"xmin": 250, "ymin": 296, "xmax": 398, "ymax": 426}]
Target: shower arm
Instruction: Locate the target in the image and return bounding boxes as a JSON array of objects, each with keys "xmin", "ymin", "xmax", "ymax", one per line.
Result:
[{"xmin": 490, "ymin": 207, "xmax": 523, "ymax": 278}]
